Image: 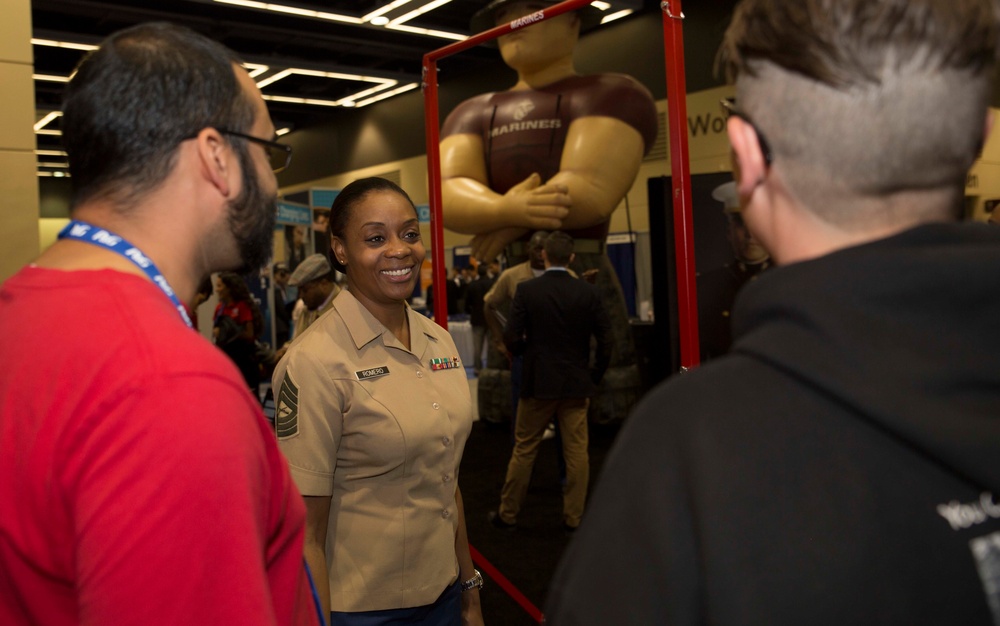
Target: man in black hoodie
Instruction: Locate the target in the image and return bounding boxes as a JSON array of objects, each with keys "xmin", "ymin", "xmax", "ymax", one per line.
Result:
[{"xmin": 546, "ymin": 0, "xmax": 1000, "ymax": 624}]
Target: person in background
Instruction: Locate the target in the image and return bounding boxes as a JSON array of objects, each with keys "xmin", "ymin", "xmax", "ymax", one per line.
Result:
[
  {"xmin": 482, "ymin": 230, "xmax": 550, "ymax": 425},
  {"xmin": 697, "ymin": 181, "xmax": 770, "ymax": 361},
  {"xmin": 286, "ymin": 224, "xmax": 308, "ymax": 273},
  {"xmin": 489, "ymin": 232, "xmax": 611, "ymax": 534},
  {"xmin": 271, "ymin": 254, "xmax": 340, "ymax": 364},
  {"xmin": 189, "ymin": 275, "xmax": 214, "ymax": 331},
  {"xmin": 313, "ymin": 208, "xmax": 331, "ymax": 255},
  {"xmin": 289, "ymin": 253, "xmax": 341, "ymax": 338},
  {"xmin": 0, "ymin": 22, "xmax": 318, "ymax": 626},
  {"xmin": 546, "ymin": 0, "xmax": 1000, "ymax": 623},
  {"xmin": 272, "ymin": 261, "xmax": 293, "ymax": 348},
  {"xmin": 446, "ymin": 266, "xmax": 467, "ymax": 318},
  {"xmin": 464, "ymin": 264, "xmax": 495, "ymax": 374},
  {"xmin": 214, "ymin": 271, "xmax": 261, "ymax": 343},
  {"xmin": 273, "ymin": 177, "xmax": 484, "ymax": 626},
  {"xmin": 214, "ymin": 271, "xmax": 264, "ymax": 393}
]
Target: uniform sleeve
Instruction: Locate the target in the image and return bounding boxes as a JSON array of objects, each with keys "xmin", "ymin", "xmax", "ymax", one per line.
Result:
[
  {"xmin": 274, "ymin": 347, "xmax": 343, "ymax": 496},
  {"xmin": 65, "ymin": 375, "xmax": 301, "ymax": 625},
  {"xmin": 545, "ymin": 389, "xmax": 701, "ymax": 625}
]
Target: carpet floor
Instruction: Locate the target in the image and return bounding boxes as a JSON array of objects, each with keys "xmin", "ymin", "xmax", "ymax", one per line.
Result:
[{"xmin": 459, "ymin": 419, "xmax": 622, "ymax": 625}]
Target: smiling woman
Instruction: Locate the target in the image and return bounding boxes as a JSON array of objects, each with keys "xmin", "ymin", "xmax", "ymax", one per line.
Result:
[{"xmin": 271, "ymin": 177, "xmax": 484, "ymax": 626}]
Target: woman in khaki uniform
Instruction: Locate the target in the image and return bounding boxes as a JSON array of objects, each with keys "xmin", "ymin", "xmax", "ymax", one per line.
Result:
[{"xmin": 272, "ymin": 177, "xmax": 484, "ymax": 626}]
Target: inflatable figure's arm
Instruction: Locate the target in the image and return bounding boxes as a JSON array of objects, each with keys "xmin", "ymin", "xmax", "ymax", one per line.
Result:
[
  {"xmin": 441, "ymin": 133, "xmax": 571, "ymax": 235},
  {"xmin": 546, "ymin": 115, "xmax": 645, "ymax": 230}
]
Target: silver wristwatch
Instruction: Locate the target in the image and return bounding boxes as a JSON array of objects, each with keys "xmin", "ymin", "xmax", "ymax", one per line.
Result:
[{"xmin": 460, "ymin": 569, "xmax": 483, "ymax": 592}]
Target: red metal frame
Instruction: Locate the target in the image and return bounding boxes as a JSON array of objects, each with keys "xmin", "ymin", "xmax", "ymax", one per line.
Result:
[
  {"xmin": 422, "ymin": 0, "xmax": 699, "ymax": 368},
  {"xmin": 660, "ymin": 0, "xmax": 700, "ymax": 369}
]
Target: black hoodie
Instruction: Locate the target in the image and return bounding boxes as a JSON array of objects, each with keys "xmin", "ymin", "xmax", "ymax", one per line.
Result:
[{"xmin": 546, "ymin": 223, "xmax": 1000, "ymax": 625}]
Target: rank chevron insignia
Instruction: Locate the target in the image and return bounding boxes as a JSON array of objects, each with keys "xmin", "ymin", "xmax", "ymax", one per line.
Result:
[{"xmin": 275, "ymin": 375, "xmax": 299, "ymax": 439}]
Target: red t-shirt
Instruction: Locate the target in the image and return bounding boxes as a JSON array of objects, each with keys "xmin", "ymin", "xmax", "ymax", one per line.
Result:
[
  {"xmin": 0, "ymin": 267, "xmax": 319, "ymax": 626},
  {"xmin": 215, "ymin": 300, "xmax": 254, "ymax": 326}
]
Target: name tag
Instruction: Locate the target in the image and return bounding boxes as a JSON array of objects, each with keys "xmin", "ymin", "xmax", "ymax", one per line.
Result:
[{"xmin": 356, "ymin": 366, "xmax": 390, "ymax": 380}]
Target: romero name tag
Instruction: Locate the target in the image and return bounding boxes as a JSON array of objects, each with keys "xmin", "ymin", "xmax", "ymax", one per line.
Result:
[{"xmin": 356, "ymin": 366, "xmax": 391, "ymax": 380}]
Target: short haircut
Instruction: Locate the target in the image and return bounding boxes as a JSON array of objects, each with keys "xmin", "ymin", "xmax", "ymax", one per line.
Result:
[
  {"xmin": 717, "ymin": 0, "xmax": 999, "ymax": 228},
  {"xmin": 328, "ymin": 177, "xmax": 417, "ymax": 273},
  {"xmin": 543, "ymin": 231, "xmax": 574, "ymax": 266},
  {"xmin": 62, "ymin": 22, "xmax": 256, "ymax": 210},
  {"xmin": 529, "ymin": 230, "xmax": 549, "ymax": 250}
]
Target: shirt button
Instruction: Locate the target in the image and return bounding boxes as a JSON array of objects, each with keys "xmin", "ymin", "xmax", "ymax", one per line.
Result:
[
  {"xmin": 442, "ymin": 509, "xmax": 451, "ymax": 519},
  {"xmin": 416, "ymin": 371, "xmax": 423, "ymax": 378},
  {"xmin": 432, "ymin": 402, "xmax": 440, "ymax": 410},
  {"xmin": 442, "ymin": 436, "xmax": 451, "ymax": 445},
  {"xmin": 443, "ymin": 474, "xmax": 452, "ymax": 483}
]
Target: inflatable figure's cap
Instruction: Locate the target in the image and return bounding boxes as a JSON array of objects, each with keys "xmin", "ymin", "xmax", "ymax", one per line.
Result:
[{"xmin": 470, "ymin": 0, "xmax": 604, "ymax": 36}]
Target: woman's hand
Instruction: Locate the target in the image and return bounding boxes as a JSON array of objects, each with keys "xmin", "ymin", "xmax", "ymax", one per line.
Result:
[{"xmin": 461, "ymin": 589, "xmax": 484, "ymax": 626}]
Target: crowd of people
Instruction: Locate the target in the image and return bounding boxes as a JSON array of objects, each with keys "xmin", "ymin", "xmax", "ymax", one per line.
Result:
[{"xmin": 3, "ymin": 0, "xmax": 1000, "ymax": 625}]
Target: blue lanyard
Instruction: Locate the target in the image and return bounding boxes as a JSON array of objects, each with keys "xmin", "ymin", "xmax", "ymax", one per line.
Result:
[{"xmin": 58, "ymin": 220, "xmax": 194, "ymax": 329}]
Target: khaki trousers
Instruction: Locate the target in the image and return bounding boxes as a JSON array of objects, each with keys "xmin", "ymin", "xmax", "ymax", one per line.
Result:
[{"xmin": 498, "ymin": 397, "xmax": 590, "ymax": 527}]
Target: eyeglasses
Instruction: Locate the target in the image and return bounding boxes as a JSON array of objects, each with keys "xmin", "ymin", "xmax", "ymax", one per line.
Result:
[
  {"xmin": 217, "ymin": 128, "xmax": 293, "ymax": 173},
  {"xmin": 720, "ymin": 98, "xmax": 773, "ymax": 166}
]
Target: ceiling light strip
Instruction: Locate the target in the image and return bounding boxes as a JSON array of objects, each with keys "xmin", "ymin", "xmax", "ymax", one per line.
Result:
[
  {"xmin": 244, "ymin": 63, "xmax": 270, "ymax": 78},
  {"xmin": 333, "ymin": 82, "xmax": 398, "ymax": 106},
  {"xmin": 263, "ymin": 94, "xmax": 339, "ymax": 107},
  {"xmin": 384, "ymin": 23, "xmax": 465, "ymax": 40},
  {"xmin": 600, "ymin": 9, "xmax": 633, "ymax": 23},
  {"xmin": 390, "ymin": 0, "xmax": 452, "ymax": 25},
  {"xmin": 362, "ymin": 0, "xmax": 413, "ymax": 22},
  {"xmin": 34, "ymin": 111, "xmax": 62, "ymax": 131},
  {"xmin": 31, "ymin": 38, "xmax": 98, "ymax": 51},
  {"xmin": 354, "ymin": 82, "xmax": 419, "ymax": 108},
  {"xmin": 257, "ymin": 68, "xmax": 398, "ymax": 90},
  {"xmin": 33, "ymin": 74, "xmax": 71, "ymax": 83},
  {"xmin": 212, "ymin": 0, "xmax": 363, "ymax": 24}
]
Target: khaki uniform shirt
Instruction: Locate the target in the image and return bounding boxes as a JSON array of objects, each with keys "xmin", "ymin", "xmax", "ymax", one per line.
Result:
[{"xmin": 273, "ymin": 289, "xmax": 472, "ymax": 612}]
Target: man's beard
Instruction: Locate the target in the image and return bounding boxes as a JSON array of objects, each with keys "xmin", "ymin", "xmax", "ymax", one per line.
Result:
[{"xmin": 227, "ymin": 144, "xmax": 277, "ymax": 274}]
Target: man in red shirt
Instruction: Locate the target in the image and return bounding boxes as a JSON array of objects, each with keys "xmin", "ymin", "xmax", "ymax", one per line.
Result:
[{"xmin": 0, "ymin": 22, "xmax": 318, "ymax": 626}]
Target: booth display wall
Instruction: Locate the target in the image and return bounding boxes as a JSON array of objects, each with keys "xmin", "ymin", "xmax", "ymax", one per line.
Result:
[{"xmin": 0, "ymin": 0, "xmax": 39, "ymax": 283}]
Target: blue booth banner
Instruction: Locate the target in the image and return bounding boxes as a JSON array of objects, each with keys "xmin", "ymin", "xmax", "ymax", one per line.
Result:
[{"xmin": 277, "ymin": 200, "xmax": 312, "ymax": 226}]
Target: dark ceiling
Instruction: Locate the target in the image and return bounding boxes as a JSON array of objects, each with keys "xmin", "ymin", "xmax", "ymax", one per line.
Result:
[{"xmin": 30, "ymin": 0, "xmax": 648, "ymax": 175}]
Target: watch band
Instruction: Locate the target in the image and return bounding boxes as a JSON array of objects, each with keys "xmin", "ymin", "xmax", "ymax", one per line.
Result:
[{"xmin": 460, "ymin": 569, "xmax": 483, "ymax": 592}]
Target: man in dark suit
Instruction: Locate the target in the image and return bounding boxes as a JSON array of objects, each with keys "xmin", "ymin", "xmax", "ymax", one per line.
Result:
[{"xmin": 489, "ymin": 231, "xmax": 612, "ymax": 533}]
